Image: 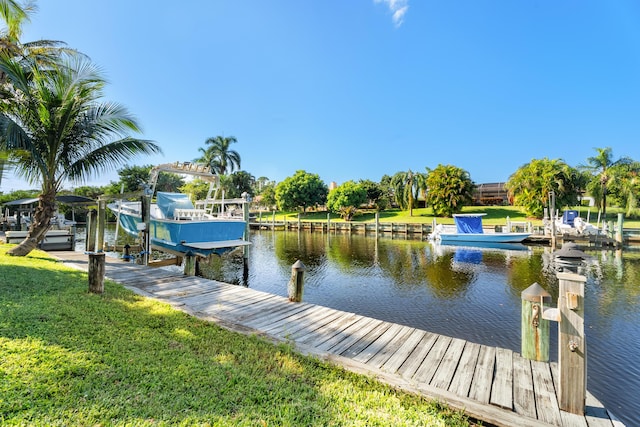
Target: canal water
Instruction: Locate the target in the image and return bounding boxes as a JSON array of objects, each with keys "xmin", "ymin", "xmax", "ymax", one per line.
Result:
[{"xmin": 95, "ymin": 227, "xmax": 640, "ymax": 425}]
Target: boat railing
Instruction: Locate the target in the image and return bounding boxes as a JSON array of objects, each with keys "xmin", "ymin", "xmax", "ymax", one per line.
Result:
[{"xmin": 173, "ymin": 208, "xmax": 210, "ymax": 220}]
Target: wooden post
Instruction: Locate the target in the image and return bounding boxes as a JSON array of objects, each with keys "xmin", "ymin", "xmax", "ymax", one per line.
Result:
[
  {"xmin": 88, "ymin": 252, "xmax": 105, "ymax": 294},
  {"xmin": 557, "ymin": 271, "xmax": 587, "ymax": 415},
  {"xmin": 287, "ymin": 260, "xmax": 306, "ymax": 302},
  {"xmin": 521, "ymin": 282, "xmax": 551, "ymax": 362},
  {"xmin": 615, "ymin": 213, "xmax": 624, "ymax": 246},
  {"xmin": 184, "ymin": 251, "xmax": 196, "ymax": 276},
  {"xmin": 97, "ymin": 199, "xmax": 106, "ymax": 252},
  {"xmin": 141, "ymin": 192, "xmax": 151, "ymax": 266},
  {"xmin": 272, "ymin": 211, "xmax": 276, "ymax": 229},
  {"xmin": 327, "ymin": 213, "xmax": 331, "ymax": 234},
  {"xmin": 375, "ymin": 212, "xmax": 380, "ymax": 238},
  {"xmin": 298, "ymin": 212, "xmax": 301, "ymax": 231},
  {"xmin": 86, "ymin": 209, "xmax": 97, "ymax": 252},
  {"xmin": 242, "ymin": 193, "xmax": 250, "ymax": 274}
]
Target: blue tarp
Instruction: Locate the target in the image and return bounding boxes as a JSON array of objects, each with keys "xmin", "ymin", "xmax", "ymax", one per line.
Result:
[
  {"xmin": 454, "ymin": 215, "xmax": 484, "ymax": 234},
  {"xmin": 157, "ymin": 192, "xmax": 194, "ymax": 218},
  {"xmin": 562, "ymin": 210, "xmax": 579, "ymax": 226}
]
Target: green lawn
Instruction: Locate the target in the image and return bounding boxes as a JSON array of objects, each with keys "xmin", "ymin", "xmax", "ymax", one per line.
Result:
[
  {"xmin": 254, "ymin": 206, "xmax": 640, "ymax": 228},
  {"xmin": 0, "ymin": 245, "xmax": 471, "ymax": 426}
]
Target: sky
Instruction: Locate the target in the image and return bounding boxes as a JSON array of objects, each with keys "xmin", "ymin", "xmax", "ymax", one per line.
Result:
[{"xmin": 3, "ymin": 0, "xmax": 640, "ymax": 192}]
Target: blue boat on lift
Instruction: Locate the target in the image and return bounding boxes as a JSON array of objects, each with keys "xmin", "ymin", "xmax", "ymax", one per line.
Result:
[
  {"xmin": 430, "ymin": 213, "xmax": 531, "ymax": 245},
  {"xmin": 108, "ymin": 162, "xmax": 250, "ymax": 257}
]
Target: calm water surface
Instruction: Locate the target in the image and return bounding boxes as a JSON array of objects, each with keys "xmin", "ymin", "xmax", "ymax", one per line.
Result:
[{"xmin": 100, "ymin": 227, "xmax": 640, "ymax": 426}]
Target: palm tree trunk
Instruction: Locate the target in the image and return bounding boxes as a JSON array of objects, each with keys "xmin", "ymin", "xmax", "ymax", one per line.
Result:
[{"xmin": 7, "ymin": 190, "xmax": 56, "ymax": 256}]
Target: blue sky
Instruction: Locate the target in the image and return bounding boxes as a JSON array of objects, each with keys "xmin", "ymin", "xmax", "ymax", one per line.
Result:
[{"xmin": 3, "ymin": 0, "xmax": 640, "ymax": 191}]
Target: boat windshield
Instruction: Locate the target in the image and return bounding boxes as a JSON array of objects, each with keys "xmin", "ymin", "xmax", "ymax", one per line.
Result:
[{"xmin": 157, "ymin": 192, "xmax": 194, "ymax": 218}]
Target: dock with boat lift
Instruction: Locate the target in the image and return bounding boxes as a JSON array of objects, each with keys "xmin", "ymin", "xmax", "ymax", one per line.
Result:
[{"xmin": 52, "ymin": 250, "xmax": 622, "ymax": 427}]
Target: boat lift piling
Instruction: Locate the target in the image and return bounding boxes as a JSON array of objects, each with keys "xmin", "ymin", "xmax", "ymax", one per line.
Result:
[{"xmin": 140, "ymin": 185, "xmax": 152, "ymax": 266}]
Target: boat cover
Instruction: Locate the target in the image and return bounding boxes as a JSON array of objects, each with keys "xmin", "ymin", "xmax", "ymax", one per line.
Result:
[
  {"xmin": 562, "ymin": 210, "xmax": 579, "ymax": 226},
  {"xmin": 454, "ymin": 215, "xmax": 484, "ymax": 234},
  {"xmin": 157, "ymin": 192, "xmax": 194, "ymax": 218}
]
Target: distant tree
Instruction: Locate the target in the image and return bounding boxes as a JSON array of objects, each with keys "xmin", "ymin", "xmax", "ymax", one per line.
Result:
[
  {"xmin": 326, "ymin": 181, "xmax": 367, "ymax": 221},
  {"xmin": 221, "ymin": 170, "xmax": 254, "ymax": 199},
  {"xmin": 257, "ymin": 184, "xmax": 276, "ymax": 210},
  {"xmin": 505, "ymin": 158, "xmax": 580, "ymax": 218},
  {"xmin": 378, "ymin": 174, "xmax": 395, "ymax": 209},
  {"xmin": 425, "ymin": 164, "xmax": 475, "ymax": 217},
  {"xmin": 103, "ymin": 165, "xmax": 184, "ymax": 196},
  {"xmin": 605, "ymin": 160, "xmax": 640, "ymax": 216},
  {"xmin": 0, "ymin": 188, "xmax": 38, "ymax": 205},
  {"xmin": 254, "ymin": 176, "xmax": 271, "ymax": 193},
  {"xmin": 179, "ymin": 178, "xmax": 209, "ymax": 201},
  {"xmin": 275, "ymin": 170, "xmax": 328, "ymax": 212},
  {"xmin": 390, "ymin": 170, "xmax": 427, "ymax": 216},
  {"xmin": 72, "ymin": 185, "xmax": 103, "ymax": 200},
  {"xmin": 195, "ymin": 135, "xmax": 241, "ymax": 175},
  {"xmin": 582, "ymin": 147, "xmax": 632, "ymax": 220},
  {"xmin": 358, "ymin": 179, "xmax": 384, "ymax": 209}
]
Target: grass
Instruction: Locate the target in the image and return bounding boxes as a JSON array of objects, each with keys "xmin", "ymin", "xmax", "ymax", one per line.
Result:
[
  {"xmin": 0, "ymin": 245, "xmax": 472, "ymax": 426},
  {"xmin": 254, "ymin": 205, "xmax": 640, "ymax": 228}
]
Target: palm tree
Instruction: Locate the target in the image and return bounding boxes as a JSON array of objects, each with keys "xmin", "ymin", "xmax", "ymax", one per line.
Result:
[
  {"xmin": 0, "ymin": 0, "xmax": 79, "ymax": 186},
  {"xmin": 0, "ymin": 55, "xmax": 161, "ymax": 256},
  {"xmin": 583, "ymin": 147, "xmax": 632, "ymax": 220},
  {"xmin": 196, "ymin": 135, "xmax": 241, "ymax": 175}
]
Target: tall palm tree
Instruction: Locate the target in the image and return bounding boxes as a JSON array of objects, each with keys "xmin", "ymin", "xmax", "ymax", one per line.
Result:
[
  {"xmin": 583, "ymin": 147, "xmax": 631, "ymax": 220},
  {"xmin": 196, "ymin": 135, "xmax": 241, "ymax": 175},
  {"xmin": 0, "ymin": 55, "xmax": 161, "ymax": 256}
]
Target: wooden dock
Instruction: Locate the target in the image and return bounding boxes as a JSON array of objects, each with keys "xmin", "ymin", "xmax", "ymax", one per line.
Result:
[{"xmin": 52, "ymin": 251, "xmax": 623, "ymax": 427}]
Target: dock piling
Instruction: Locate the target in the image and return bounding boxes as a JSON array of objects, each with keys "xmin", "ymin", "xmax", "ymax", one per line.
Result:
[
  {"xmin": 88, "ymin": 252, "xmax": 105, "ymax": 294},
  {"xmin": 521, "ymin": 282, "xmax": 551, "ymax": 362},
  {"xmin": 287, "ymin": 260, "xmax": 306, "ymax": 302}
]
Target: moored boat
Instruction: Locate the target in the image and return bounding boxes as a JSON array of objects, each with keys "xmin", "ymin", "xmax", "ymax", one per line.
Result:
[
  {"xmin": 108, "ymin": 162, "xmax": 250, "ymax": 257},
  {"xmin": 430, "ymin": 213, "xmax": 531, "ymax": 244}
]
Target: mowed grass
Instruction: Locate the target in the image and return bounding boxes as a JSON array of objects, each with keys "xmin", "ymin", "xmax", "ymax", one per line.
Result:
[
  {"xmin": 0, "ymin": 245, "xmax": 471, "ymax": 426},
  {"xmin": 257, "ymin": 205, "xmax": 640, "ymax": 227}
]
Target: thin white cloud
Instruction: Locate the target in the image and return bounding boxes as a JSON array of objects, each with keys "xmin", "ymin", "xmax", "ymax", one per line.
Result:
[{"xmin": 375, "ymin": 0, "xmax": 409, "ymax": 27}]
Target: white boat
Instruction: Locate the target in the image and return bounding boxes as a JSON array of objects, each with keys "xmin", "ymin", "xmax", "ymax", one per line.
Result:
[
  {"xmin": 546, "ymin": 209, "xmax": 600, "ymax": 236},
  {"xmin": 430, "ymin": 213, "xmax": 531, "ymax": 244},
  {"xmin": 107, "ymin": 162, "xmax": 250, "ymax": 257},
  {"xmin": 5, "ymin": 229, "xmax": 75, "ymax": 250}
]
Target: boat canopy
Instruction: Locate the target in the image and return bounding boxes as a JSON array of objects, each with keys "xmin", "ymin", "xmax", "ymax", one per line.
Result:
[
  {"xmin": 157, "ymin": 192, "xmax": 194, "ymax": 218},
  {"xmin": 454, "ymin": 215, "xmax": 484, "ymax": 234}
]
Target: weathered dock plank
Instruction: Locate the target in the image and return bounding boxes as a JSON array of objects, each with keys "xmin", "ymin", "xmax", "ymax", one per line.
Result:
[
  {"xmin": 352, "ymin": 323, "xmax": 409, "ymax": 365},
  {"xmin": 293, "ymin": 311, "xmax": 359, "ymax": 343},
  {"xmin": 491, "ymin": 347, "xmax": 513, "ymax": 409},
  {"xmin": 318, "ymin": 317, "xmax": 381, "ymax": 353},
  {"xmin": 448, "ymin": 341, "xmax": 480, "ymax": 397},
  {"xmin": 468, "ymin": 345, "xmax": 496, "ymax": 404},
  {"xmin": 413, "ymin": 335, "xmax": 453, "ymax": 384},
  {"xmin": 380, "ymin": 328, "xmax": 426, "ymax": 374},
  {"xmin": 513, "ymin": 353, "xmax": 536, "ymax": 419},
  {"xmin": 397, "ymin": 331, "xmax": 438, "ymax": 379},
  {"xmin": 531, "ymin": 359, "xmax": 562, "ymax": 426},
  {"xmin": 339, "ymin": 321, "xmax": 393, "ymax": 358},
  {"xmin": 431, "ymin": 337, "xmax": 466, "ymax": 390}
]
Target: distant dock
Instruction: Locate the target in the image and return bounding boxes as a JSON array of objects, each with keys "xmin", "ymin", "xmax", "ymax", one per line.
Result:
[{"xmin": 52, "ymin": 250, "xmax": 622, "ymax": 427}]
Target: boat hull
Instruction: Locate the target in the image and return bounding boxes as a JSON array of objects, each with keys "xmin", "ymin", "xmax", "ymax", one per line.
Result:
[
  {"xmin": 117, "ymin": 211, "xmax": 247, "ymax": 256},
  {"xmin": 5, "ymin": 229, "xmax": 75, "ymax": 251},
  {"xmin": 438, "ymin": 232, "xmax": 530, "ymax": 244}
]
